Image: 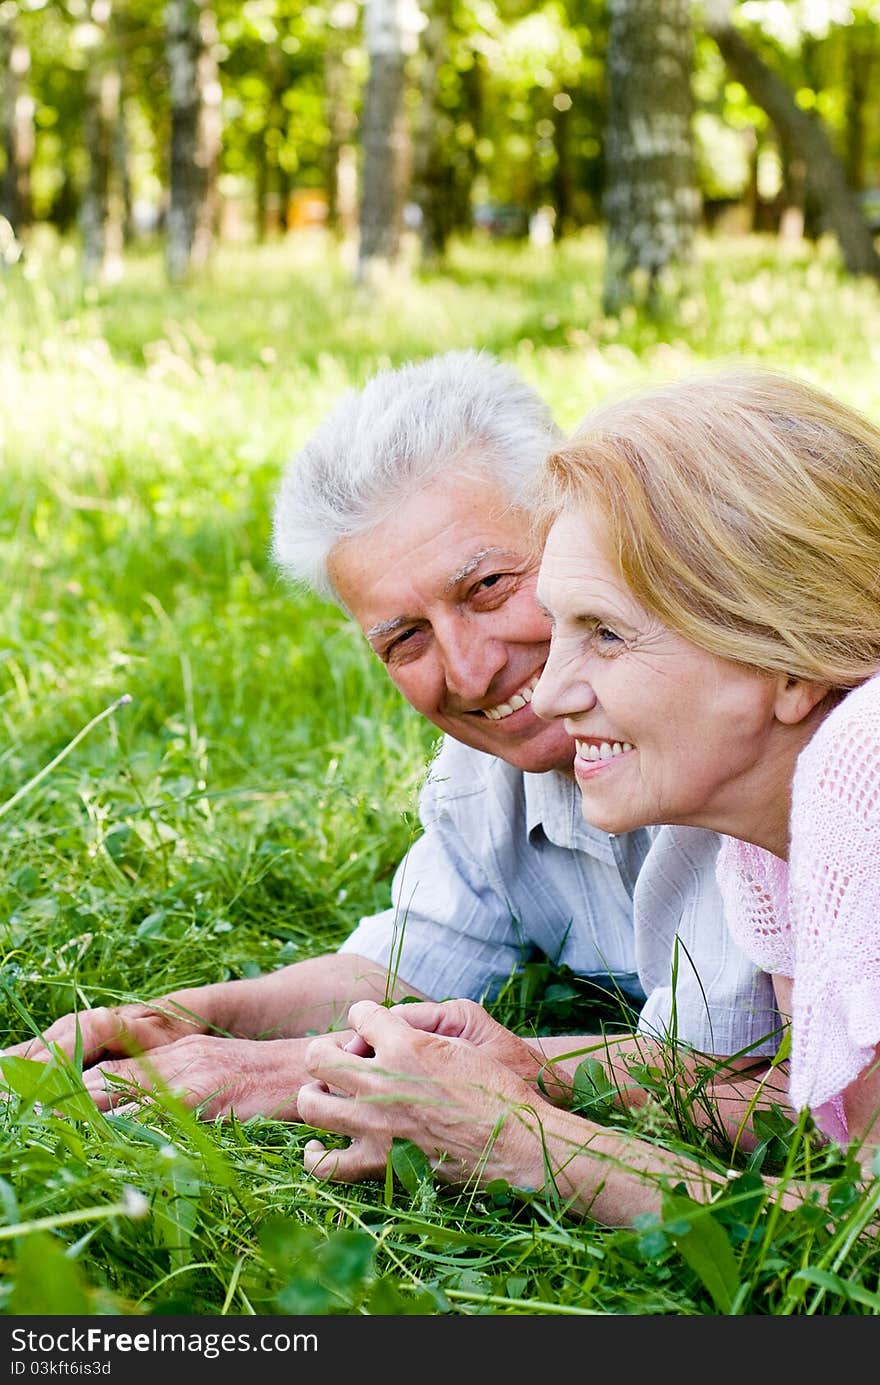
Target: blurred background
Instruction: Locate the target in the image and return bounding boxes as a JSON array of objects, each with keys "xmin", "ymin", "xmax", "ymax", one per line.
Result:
[{"xmin": 1, "ymin": 0, "xmax": 878, "ymax": 301}]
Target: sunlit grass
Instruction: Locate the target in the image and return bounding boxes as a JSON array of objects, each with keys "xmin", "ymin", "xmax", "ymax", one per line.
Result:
[{"xmin": 1, "ymin": 229, "xmax": 879, "ymax": 1314}]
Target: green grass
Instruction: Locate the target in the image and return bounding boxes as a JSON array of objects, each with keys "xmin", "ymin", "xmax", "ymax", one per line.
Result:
[{"xmin": 2, "ymin": 227, "xmax": 880, "ymax": 1316}]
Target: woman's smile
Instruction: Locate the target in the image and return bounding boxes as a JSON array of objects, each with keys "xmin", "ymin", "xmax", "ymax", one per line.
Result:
[{"xmin": 573, "ymin": 738, "xmax": 636, "ymax": 781}]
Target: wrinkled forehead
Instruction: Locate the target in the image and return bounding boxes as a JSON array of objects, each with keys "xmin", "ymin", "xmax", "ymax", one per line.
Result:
[
  {"xmin": 329, "ymin": 472, "xmax": 535, "ymax": 591},
  {"xmin": 329, "ymin": 512, "xmax": 537, "ymax": 639}
]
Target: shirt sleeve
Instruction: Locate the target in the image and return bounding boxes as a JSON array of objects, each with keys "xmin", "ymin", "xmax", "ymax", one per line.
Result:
[
  {"xmin": 338, "ymin": 764, "xmax": 531, "ymax": 1003},
  {"xmin": 787, "ymin": 680, "xmax": 880, "ymax": 1142}
]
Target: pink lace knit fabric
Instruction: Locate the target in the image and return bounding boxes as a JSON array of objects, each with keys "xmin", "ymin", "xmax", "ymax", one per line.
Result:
[{"xmin": 715, "ymin": 673, "xmax": 880, "ymax": 1145}]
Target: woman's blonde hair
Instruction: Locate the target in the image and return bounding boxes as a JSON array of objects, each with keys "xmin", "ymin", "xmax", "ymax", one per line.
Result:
[{"xmin": 534, "ymin": 368, "xmax": 880, "ymax": 687}]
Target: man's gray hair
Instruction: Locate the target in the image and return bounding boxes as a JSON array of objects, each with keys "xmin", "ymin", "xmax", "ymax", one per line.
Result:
[{"xmin": 270, "ymin": 349, "xmax": 561, "ymax": 602}]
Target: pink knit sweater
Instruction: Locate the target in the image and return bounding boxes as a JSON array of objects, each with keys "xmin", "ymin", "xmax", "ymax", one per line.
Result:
[{"xmin": 715, "ymin": 673, "xmax": 880, "ymax": 1145}]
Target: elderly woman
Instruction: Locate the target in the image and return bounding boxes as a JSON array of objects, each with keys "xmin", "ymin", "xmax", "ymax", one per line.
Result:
[{"xmin": 298, "ymin": 368, "xmax": 880, "ymax": 1225}]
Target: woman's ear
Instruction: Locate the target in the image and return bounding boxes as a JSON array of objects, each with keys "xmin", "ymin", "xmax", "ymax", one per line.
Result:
[{"xmin": 773, "ymin": 674, "xmax": 835, "ymax": 726}]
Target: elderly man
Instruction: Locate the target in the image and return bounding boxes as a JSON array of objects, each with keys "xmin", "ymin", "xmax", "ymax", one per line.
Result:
[{"xmin": 2, "ymin": 351, "xmax": 780, "ymax": 1136}]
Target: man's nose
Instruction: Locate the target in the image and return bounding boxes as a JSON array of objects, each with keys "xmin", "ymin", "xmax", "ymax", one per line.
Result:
[
  {"xmin": 531, "ymin": 643, "xmax": 596, "ymax": 722},
  {"xmin": 438, "ymin": 620, "xmax": 506, "ymax": 701}
]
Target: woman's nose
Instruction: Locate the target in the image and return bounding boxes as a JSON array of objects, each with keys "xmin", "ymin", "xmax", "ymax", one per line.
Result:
[{"xmin": 531, "ymin": 645, "xmax": 596, "ymax": 722}]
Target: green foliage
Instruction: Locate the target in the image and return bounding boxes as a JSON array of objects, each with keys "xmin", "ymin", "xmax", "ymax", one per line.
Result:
[
  {"xmin": 255, "ymin": 1219, "xmax": 377, "ymax": 1314},
  {"xmin": 660, "ymin": 1191, "xmax": 743, "ymax": 1314},
  {"xmin": 9, "ymin": 1234, "xmax": 92, "ymax": 1316},
  {"xmin": 571, "ymin": 1057, "xmax": 617, "ymax": 1121},
  {"xmin": 0, "ymin": 235, "xmax": 879, "ymax": 1316},
  {"xmin": 390, "ymin": 1137, "xmax": 435, "ymax": 1198}
]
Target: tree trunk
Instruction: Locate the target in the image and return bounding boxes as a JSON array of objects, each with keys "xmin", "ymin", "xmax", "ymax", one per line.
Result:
[
  {"xmin": 0, "ymin": 19, "xmax": 33, "ymax": 234},
  {"xmin": 165, "ymin": 0, "xmax": 222, "ymax": 283},
  {"xmin": 742, "ymin": 125, "xmax": 759, "ymax": 232},
  {"xmin": 81, "ymin": 63, "xmax": 121, "ymax": 281},
  {"xmin": 410, "ymin": 0, "xmax": 452, "ymax": 266},
  {"xmin": 324, "ymin": 15, "xmax": 359, "ymax": 242},
  {"xmin": 602, "ymin": 0, "xmax": 698, "ymax": 314},
  {"xmin": 357, "ymin": 0, "xmax": 410, "ymax": 282},
  {"xmin": 277, "ymin": 162, "xmax": 291, "ymax": 232},
  {"xmin": 844, "ymin": 21, "xmax": 875, "ymax": 191},
  {"xmin": 81, "ymin": 7, "xmax": 124, "ymax": 285},
  {"xmin": 551, "ymin": 92, "xmax": 575, "ymax": 238},
  {"xmin": 705, "ymin": 8, "xmax": 880, "ymax": 279},
  {"xmin": 778, "ymin": 149, "xmax": 806, "ymax": 244},
  {"xmin": 193, "ymin": 7, "xmax": 222, "ymax": 262},
  {"xmin": 450, "ymin": 52, "xmax": 482, "ymax": 236},
  {"xmin": 254, "ymin": 132, "xmax": 269, "ymax": 241},
  {"xmin": 115, "ymin": 59, "xmax": 134, "ymax": 244}
]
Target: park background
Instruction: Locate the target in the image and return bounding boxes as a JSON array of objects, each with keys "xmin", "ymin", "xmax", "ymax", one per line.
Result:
[{"xmin": 1, "ymin": 0, "xmax": 880, "ymax": 1317}]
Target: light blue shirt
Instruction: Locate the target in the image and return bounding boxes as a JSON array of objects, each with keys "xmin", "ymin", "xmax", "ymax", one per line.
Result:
[{"xmin": 339, "ymin": 735, "xmax": 782, "ymax": 1058}]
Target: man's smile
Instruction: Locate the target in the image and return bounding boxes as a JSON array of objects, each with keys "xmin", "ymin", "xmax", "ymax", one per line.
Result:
[{"xmin": 481, "ymin": 672, "xmax": 542, "ymax": 721}]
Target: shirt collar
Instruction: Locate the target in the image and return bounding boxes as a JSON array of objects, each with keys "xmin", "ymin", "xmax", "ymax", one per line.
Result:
[{"xmin": 523, "ymin": 768, "xmax": 617, "ymax": 858}]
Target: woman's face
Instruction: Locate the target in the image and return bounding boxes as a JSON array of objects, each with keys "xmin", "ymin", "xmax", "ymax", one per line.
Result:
[{"xmin": 531, "ymin": 506, "xmax": 784, "ymax": 838}]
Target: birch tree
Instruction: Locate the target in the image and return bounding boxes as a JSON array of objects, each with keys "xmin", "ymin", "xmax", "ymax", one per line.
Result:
[
  {"xmin": 324, "ymin": 1, "xmax": 360, "ymax": 245},
  {"xmin": 602, "ymin": 0, "xmax": 698, "ymax": 313},
  {"xmin": 410, "ymin": 0, "xmax": 451, "ymax": 265},
  {"xmin": 165, "ymin": 0, "xmax": 222, "ymax": 283},
  {"xmin": 0, "ymin": 8, "xmax": 33, "ymax": 235},
  {"xmin": 80, "ymin": 1, "xmax": 126, "ymax": 283},
  {"xmin": 357, "ymin": 0, "xmax": 414, "ymax": 283}
]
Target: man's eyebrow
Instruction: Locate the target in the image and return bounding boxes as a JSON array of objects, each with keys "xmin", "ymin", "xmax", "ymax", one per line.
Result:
[
  {"xmin": 366, "ymin": 615, "xmax": 408, "ymax": 643},
  {"xmin": 366, "ymin": 547, "xmax": 521, "ymax": 642},
  {"xmin": 443, "ymin": 547, "xmax": 515, "ymax": 593}
]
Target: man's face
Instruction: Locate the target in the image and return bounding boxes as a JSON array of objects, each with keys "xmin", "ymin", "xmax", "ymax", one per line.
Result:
[{"xmin": 327, "ymin": 472, "xmax": 576, "ymax": 774}]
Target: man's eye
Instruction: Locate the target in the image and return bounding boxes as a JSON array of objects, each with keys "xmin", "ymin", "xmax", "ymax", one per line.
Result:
[
  {"xmin": 384, "ymin": 627, "xmax": 420, "ymax": 660},
  {"xmin": 473, "ymin": 572, "xmax": 510, "ymax": 597},
  {"xmin": 595, "ymin": 625, "xmax": 622, "ymax": 646}
]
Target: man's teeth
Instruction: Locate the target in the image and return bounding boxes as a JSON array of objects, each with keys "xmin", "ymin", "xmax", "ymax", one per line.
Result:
[
  {"xmin": 575, "ymin": 740, "xmax": 634, "ymax": 761},
  {"xmin": 483, "ymin": 674, "xmax": 539, "ymax": 721}
]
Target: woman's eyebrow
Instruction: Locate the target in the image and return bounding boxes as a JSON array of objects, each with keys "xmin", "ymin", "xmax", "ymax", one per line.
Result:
[{"xmin": 444, "ymin": 546, "xmax": 516, "ymax": 593}]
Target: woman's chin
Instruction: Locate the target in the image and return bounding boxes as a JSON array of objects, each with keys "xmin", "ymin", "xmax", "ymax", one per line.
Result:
[
  {"xmin": 574, "ymin": 786, "xmax": 649, "ymax": 837},
  {"xmin": 577, "ymin": 800, "xmax": 633, "ymax": 835}
]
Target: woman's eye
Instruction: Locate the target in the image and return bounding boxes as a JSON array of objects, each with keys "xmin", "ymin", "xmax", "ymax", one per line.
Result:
[{"xmin": 595, "ymin": 625, "xmax": 622, "ymax": 646}]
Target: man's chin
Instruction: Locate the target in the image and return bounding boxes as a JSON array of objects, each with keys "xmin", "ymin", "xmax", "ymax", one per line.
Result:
[
  {"xmin": 468, "ymin": 727, "xmax": 575, "ymax": 775},
  {"xmin": 509, "ymin": 749, "xmax": 577, "ymax": 775}
]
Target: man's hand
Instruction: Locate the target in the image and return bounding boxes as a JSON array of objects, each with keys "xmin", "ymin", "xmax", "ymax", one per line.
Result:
[
  {"xmin": 0, "ymin": 996, "xmax": 212, "ymax": 1068},
  {"xmin": 73, "ymin": 1034, "xmax": 321, "ymax": 1121},
  {"xmin": 1, "ymin": 955, "xmax": 426, "ymax": 1072}
]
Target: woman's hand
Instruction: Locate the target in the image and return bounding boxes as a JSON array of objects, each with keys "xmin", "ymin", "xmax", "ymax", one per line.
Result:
[
  {"xmin": 298, "ymin": 999, "xmax": 552, "ymax": 1189},
  {"xmin": 299, "ymin": 999, "xmax": 747, "ymax": 1226}
]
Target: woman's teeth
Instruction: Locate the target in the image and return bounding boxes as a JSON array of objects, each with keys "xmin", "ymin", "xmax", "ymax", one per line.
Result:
[{"xmin": 575, "ymin": 740, "xmax": 634, "ymax": 761}]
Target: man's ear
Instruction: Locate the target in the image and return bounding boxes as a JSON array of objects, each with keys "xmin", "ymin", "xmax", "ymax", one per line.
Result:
[{"xmin": 773, "ymin": 674, "xmax": 834, "ymax": 726}]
